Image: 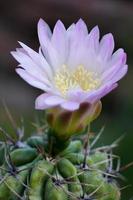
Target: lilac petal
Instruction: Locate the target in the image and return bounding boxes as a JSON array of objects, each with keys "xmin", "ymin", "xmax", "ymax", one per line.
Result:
[
  {"xmin": 67, "ymin": 20, "xmax": 89, "ymax": 66},
  {"xmin": 122, "ymin": 53, "xmax": 127, "ymax": 65},
  {"xmin": 15, "ymin": 48, "xmax": 27, "ymax": 54},
  {"xmin": 11, "ymin": 49, "xmax": 36, "ymax": 69},
  {"xmin": 109, "ymin": 65, "xmax": 128, "ymax": 84},
  {"xmin": 67, "ymin": 23, "xmax": 75, "ymax": 34},
  {"xmin": 37, "ymin": 19, "xmax": 52, "ymax": 54},
  {"xmin": 46, "ymin": 42, "xmax": 62, "ymax": 71},
  {"xmin": 99, "ymin": 33, "xmax": 114, "ymax": 60},
  {"xmin": 66, "ymin": 24, "xmax": 76, "ymax": 43},
  {"xmin": 67, "ymin": 88, "xmax": 90, "ymax": 103},
  {"xmin": 39, "ymin": 21, "xmax": 63, "ymax": 70},
  {"xmin": 110, "ymin": 48, "xmax": 126, "ymax": 67},
  {"xmin": 18, "ymin": 42, "xmax": 53, "ymax": 79},
  {"xmin": 18, "ymin": 42, "xmax": 40, "ymax": 63},
  {"xmin": 38, "ymin": 47, "xmax": 53, "ymax": 79},
  {"xmin": 86, "ymin": 83, "xmax": 118, "ymax": 103},
  {"xmin": 96, "ymin": 83, "xmax": 118, "ymax": 100},
  {"xmin": 102, "ymin": 52, "xmax": 127, "ymax": 82},
  {"xmin": 35, "ymin": 93, "xmax": 52, "ymax": 110},
  {"xmin": 11, "ymin": 50, "xmax": 38, "ymax": 72},
  {"xmin": 75, "ymin": 19, "xmax": 88, "ymax": 36},
  {"xmin": 61, "ymin": 101, "xmax": 80, "ymax": 111},
  {"xmin": 67, "ymin": 32, "xmax": 81, "ymax": 67},
  {"xmin": 12, "ymin": 51, "xmax": 51, "ymax": 86},
  {"xmin": 87, "ymin": 26, "xmax": 100, "ymax": 53},
  {"xmin": 16, "ymin": 68, "xmax": 51, "ymax": 92},
  {"xmin": 102, "ymin": 61, "xmax": 123, "ymax": 82},
  {"xmin": 51, "ymin": 20, "xmax": 67, "ymax": 63},
  {"xmin": 67, "ymin": 22, "xmax": 88, "ymax": 68},
  {"xmin": 44, "ymin": 95, "xmax": 65, "ymax": 106},
  {"xmin": 35, "ymin": 93, "xmax": 65, "ymax": 110}
]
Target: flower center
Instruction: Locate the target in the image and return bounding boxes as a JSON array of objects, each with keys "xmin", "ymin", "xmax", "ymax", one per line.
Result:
[{"xmin": 54, "ymin": 65, "xmax": 100, "ymax": 96}]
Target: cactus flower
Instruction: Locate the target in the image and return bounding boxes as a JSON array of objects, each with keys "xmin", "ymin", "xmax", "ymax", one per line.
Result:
[{"xmin": 11, "ymin": 19, "xmax": 127, "ymax": 111}]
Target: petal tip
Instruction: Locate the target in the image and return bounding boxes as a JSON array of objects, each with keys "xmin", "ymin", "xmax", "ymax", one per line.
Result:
[
  {"xmin": 37, "ymin": 18, "xmax": 48, "ymax": 31},
  {"xmin": 10, "ymin": 51, "xmax": 15, "ymax": 56},
  {"xmin": 76, "ymin": 18, "xmax": 87, "ymax": 29},
  {"xmin": 77, "ymin": 18, "xmax": 85, "ymax": 24},
  {"xmin": 90, "ymin": 25, "xmax": 100, "ymax": 38},
  {"xmin": 38, "ymin": 18, "xmax": 45, "ymax": 26},
  {"xmin": 54, "ymin": 19, "xmax": 65, "ymax": 31},
  {"xmin": 122, "ymin": 52, "xmax": 127, "ymax": 64},
  {"xmin": 104, "ymin": 33, "xmax": 114, "ymax": 42}
]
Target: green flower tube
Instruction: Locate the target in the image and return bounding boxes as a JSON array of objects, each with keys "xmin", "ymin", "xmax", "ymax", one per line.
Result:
[{"xmin": 47, "ymin": 101, "xmax": 102, "ymax": 140}]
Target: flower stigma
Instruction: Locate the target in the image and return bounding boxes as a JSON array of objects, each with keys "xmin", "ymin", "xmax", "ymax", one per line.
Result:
[{"xmin": 54, "ymin": 65, "xmax": 101, "ymax": 96}]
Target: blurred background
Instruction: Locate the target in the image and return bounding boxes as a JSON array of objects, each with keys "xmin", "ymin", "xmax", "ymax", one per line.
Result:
[{"xmin": 0, "ymin": 0, "xmax": 133, "ymax": 199}]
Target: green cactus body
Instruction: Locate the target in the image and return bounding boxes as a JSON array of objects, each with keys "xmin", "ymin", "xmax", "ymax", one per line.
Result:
[
  {"xmin": 87, "ymin": 151, "xmax": 109, "ymax": 171},
  {"xmin": 44, "ymin": 178, "xmax": 68, "ymax": 200},
  {"xmin": 0, "ymin": 143, "xmax": 5, "ymax": 166},
  {"xmin": 60, "ymin": 140, "xmax": 82, "ymax": 156},
  {"xmin": 0, "ymin": 169, "xmax": 28, "ymax": 200},
  {"xmin": 57, "ymin": 158, "xmax": 83, "ymax": 199},
  {"xmin": 68, "ymin": 176, "xmax": 83, "ymax": 200},
  {"xmin": 26, "ymin": 135, "xmax": 48, "ymax": 149},
  {"xmin": 101, "ymin": 182, "xmax": 121, "ymax": 200},
  {"xmin": 64, "ymin": 153, "xmax": 84, "ymax": 165},
  {"xmin": 57, "ymin": 158, "xmax": 77, "ymax": 179},
  {"xmin": 10, "ymin": 147, "xmax": 38, "ymax": 166},
  {"xmin": 29, "ymin": 160, "xmax": 54, "ymax": 200},
  {"xmin": 79, "ymin": 170, "xmax": 106, "ymax": 197},
  {"xmin": 0, "ymin": 134, "xmax": 121, "ymax": 200}
]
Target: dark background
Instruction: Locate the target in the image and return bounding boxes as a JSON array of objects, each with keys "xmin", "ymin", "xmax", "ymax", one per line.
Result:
[{"xmin": 0, "ymin": 0, "xmax": 133, "ymax": 199}]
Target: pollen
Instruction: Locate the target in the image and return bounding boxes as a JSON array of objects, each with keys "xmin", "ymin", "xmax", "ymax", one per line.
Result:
[{"xmin": 54, "ymin": 65, "xmax": 101, "ymax": 96}]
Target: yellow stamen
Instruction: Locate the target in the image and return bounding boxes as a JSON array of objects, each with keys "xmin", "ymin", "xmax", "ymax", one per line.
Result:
[{"xmin": 54, "ymin": 65, "xmax": 100, "ymax": 96}]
